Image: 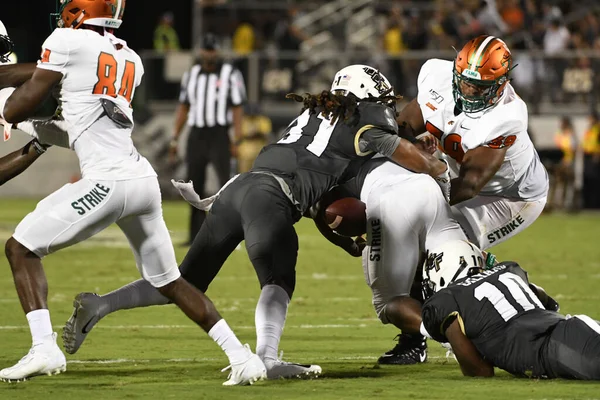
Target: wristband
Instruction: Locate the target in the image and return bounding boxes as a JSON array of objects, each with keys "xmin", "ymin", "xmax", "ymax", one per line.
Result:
[{"xmin": 31, "ymin": 139, "xmax": 48, "ymax": 155}]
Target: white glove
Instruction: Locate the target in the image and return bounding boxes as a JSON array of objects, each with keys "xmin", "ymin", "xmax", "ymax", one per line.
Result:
[
  {"xmin": 171, "ymin": 174, "xmax": 240, "ymax": 211},
  {"xmin": 441, "ymin": 342, "xmax": 457, "ymax": 362},
  {"xmin": 434, "ymin": 159, "xmax": 451, "ymax": 202}
]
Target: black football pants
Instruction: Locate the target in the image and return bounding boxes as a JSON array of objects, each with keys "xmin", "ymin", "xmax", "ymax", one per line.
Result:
[
  {"xmin": 178, "ymin": 173, "xmax": 301, "ymax": 297},
  {"xmin": 186, "ymin": 126, "xmax": 231, "ymax": 243},
  {"xmin": 544, "ymin": 315, "xmax": 600, "ymax": 380}
]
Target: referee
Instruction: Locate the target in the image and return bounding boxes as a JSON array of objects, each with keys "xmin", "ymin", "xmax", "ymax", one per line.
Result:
[{"xmin": 169, "ymin": 33, "xmax": 247, "ymax": 244}]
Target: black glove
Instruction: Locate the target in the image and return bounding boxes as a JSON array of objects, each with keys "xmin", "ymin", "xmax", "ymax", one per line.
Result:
[{"xmin": 342, "ymin": 236, "xmax": 366, "ymax": 257}]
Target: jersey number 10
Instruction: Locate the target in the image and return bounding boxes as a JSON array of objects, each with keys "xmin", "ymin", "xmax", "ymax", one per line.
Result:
[
  {"xmin": 93, "ymin": 52, "xmax": 135, "ymax": 103},
  {"xmin": 474, "ymin": 272, "xmax": 544, "ymax": 322}
]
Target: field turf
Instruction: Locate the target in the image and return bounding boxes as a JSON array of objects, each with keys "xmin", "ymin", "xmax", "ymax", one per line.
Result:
[{"xmin": 0, "ymin": 199, "xmax": 598, "ymax": 399}]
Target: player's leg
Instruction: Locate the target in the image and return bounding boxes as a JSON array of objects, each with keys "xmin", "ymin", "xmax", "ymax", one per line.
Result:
[
  {"xmin": 186, "ymin": 132, "xmax": 209, "ymax": 243},
  {"xmin": 208, "ymin": 127, "xmax": 232, "ymax": 188},
  {"xmin": 240, "ymin": 174, "xmax": 321, "ymax": 379},
  {"xmin": 112, "ymin": 177, "xmax": 264, "ymax": 385},
  {"xmin": 1, "ymin": 179, "xmax": 123, "ymax": 381},
  {"xmin": 544, "ymin": 315, "xmax": 600, "ymax": 380},
  {"xmin": 450, "ymin": 195, "xmax": 547, "ymax": 251},
  {"xmin": 63, "ymin": 178, "xmax": 245, "ymax": 353},
  {"xmin": 368, "ymin": 177, "xmax": 444, "ymax": 365}
]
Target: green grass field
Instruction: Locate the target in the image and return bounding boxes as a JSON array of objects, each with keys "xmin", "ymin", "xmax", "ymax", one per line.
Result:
[{"xmin": 0, "ymin": 199, "xmax": 599, "ymax": 399}]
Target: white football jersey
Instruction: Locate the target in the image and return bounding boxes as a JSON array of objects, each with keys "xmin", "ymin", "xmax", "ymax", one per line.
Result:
[
  {"xmin": 36, "ymin": 28, "xmax": 155, "ymax": 180},
  {"xmin": 416, "ymin": 59, "xmax": 548, "ymax": 201}
]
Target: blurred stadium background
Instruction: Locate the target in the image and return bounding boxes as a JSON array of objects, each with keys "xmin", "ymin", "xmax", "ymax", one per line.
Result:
[{"xmin": 2, "ymin": 0, "xmax": 600, "ymax": 213}]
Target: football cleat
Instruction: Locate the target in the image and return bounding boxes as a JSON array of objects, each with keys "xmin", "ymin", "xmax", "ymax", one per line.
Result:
[
  {"xmin": 264, "ymin": 352, "xmax": 322, "ymax": 379},
  {"xmin": 0, "ymin": 333, "xmax": 66, "ymax": 382},
  {"xmin": 377, "ymin": 333, "xmax": 428, "ymax": 365},
  {"xmin": 62, "ymin": 292, "xmax": 105, "ymax": 354},
  {"xmin": 221, "ymin": 344, "xmax": 267, "ymax": 386}
]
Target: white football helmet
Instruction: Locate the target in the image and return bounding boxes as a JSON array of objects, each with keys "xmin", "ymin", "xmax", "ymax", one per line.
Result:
[
  {"xmin": 331, "ymin": 64, "xmax": 393, "ymax": 99},
  {"xmin": 0, "ymin": 20, "xmax": 15, "ymax": 65},
  {"xmin": 422, "ymin": 240, "xmax": 484, "ymax": 298}
]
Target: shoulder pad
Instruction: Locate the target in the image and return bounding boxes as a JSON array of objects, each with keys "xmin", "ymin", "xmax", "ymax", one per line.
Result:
[
  {"xmin": 500, "ymin": 261, "xmax": 529, "ymax": 282},
  {"xmin": 357, "ymin": 102, "xmax": 398, "ymax": 134}
]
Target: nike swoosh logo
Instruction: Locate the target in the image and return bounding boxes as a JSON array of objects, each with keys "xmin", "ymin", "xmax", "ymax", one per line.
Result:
[
  {"xmin": 81, "ymin": 317, "xmax": 96, "ymax": 334},
  {"xmin": 460, "ymin": 124, "xmax": 470, "ymax": 130}
]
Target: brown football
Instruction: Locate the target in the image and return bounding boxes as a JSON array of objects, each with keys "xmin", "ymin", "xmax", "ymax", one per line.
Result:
[{"xmin": 324, "ymin": 197, "xmax": 367, "ymax": 237}]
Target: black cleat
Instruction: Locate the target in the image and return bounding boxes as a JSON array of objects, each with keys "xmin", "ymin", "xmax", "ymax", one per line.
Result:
[{"xmin": 377, "ymin": 333, "xmax": 427, "ymax": 365}]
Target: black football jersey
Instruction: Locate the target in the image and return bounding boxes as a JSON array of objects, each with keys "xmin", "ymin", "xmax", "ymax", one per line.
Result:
[
  {"xmin": 251, "ymin": 102, "xmax": 398, "ymax": 213},
  {"xmin": 422, "ymin": 262, "xmax": 565, "ymax": 377}
]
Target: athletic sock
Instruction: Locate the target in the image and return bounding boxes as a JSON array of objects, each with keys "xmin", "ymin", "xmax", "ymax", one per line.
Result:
[
  {"xmin": 208, "ymin": 319, "xmax": 249, "ymax": 365},
  {"xmin": 255, "ymin": 284, "xmax": 290, "ymax": 362},
  {"xmin": 26, "ymin": 309, "xmax": 54, "ymax": 346},
  {"xmin": 99, "ymin": 279, "xmax": 170, "ymax": 318}
]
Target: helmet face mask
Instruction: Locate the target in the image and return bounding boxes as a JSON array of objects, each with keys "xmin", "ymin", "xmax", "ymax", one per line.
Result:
[{"xmin": 452, "ymin": 66, "xmax": 507, "ymax": 114}]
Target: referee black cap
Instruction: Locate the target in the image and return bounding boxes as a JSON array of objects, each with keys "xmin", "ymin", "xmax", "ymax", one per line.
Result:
[{"xmin": 201, "ymin": 33, "xmax": 220, "ymax": 51}]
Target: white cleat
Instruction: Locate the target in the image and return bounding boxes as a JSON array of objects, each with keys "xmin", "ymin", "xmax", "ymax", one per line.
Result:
[
  {"xmin": 264, "ymin": 352, "xmax": 322, "ymax": 380},
  {"xmin": 0, "ymin": 333, "xmax": 66, "ymax": 382},
  {"xmin": 222, "ymin": 344, "xmax": 267, "ymax": 386}
]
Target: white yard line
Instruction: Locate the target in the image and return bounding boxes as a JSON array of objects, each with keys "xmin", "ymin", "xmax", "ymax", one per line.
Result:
[{"xmin": 67, "ymin": 356, "xmax": 444, "ymax": 365}]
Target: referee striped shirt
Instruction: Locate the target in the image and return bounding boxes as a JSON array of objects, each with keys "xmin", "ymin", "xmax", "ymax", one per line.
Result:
[{"xmin": 179, "ymin": 62, "xmax": 247, "ymax": 128}]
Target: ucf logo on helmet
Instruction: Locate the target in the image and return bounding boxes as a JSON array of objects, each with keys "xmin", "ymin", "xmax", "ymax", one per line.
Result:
[{"xmin": 362, "ymin": 67, "xmax": 390, "ymax": 95}]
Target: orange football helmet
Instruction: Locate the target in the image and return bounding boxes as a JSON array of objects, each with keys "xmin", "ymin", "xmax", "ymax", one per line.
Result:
[
  {"xmin": 452, "ymin": 35, "xmax": 514, "ymax": 114},
  {"xmin": 54, "ymin": 0, "xmax": 126, "ymax": 30}
]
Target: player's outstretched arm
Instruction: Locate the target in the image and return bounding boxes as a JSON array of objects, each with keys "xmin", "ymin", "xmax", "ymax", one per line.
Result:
[
  {"xmin": 0, "ymin": 63, "xmax": 37, "ymax": 89},
  {"xmin": 0, "ymin": 139, "xmax": 46, "ymax": 186},
  {"xmin": 450, "ymin": 145, "xmax": 507, "ymax": 205},
  {"xmin": 1, "ymin": 68, "xmax": 62, "ymax": 123},
  {"xmin": 445, "ymin": 319, "xmax": 494, "ymax": 377}
]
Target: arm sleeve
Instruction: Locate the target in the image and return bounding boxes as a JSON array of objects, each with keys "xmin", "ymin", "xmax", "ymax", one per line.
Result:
[
  {"xmin": 36, "ymin": 30, "xmax": 71, "ymax": 76},
  {"xmin": 229, "ymin": 67, "xmax": 247, "ymax": 106},
  {"xmin": 421, "ymin": 290, "xmax": 461, "ymax": 343},
  {"xmin": 358, "ymin": 127, "xmax": 401, "ymax": 157}
]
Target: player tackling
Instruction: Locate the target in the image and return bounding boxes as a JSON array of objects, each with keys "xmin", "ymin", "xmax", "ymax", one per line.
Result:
[
  {"xmin": 60, "ymin": 64, "xmax": 452, "ymax": 380},
  {"xmin": 380, "ymin": 35, "xmax": 549, "ymax": 365},
  {"xmin": 0, "ymin": 0, "xmax": 267, "ymax": 385},
  {"xmin": 422, "ymin": 240, "xmax": 600, "ymax": 380}
]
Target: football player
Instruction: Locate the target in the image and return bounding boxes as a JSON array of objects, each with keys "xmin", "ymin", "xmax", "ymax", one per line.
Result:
[
  {"xmin": 381, "ymin": 35, "xmax": 549, "ymax": 364},
  {"xmin": 311, "ymin": 156, "xmax": 468, "ymax": 365},
  {"xmin": 0, "ymin": 0, "xmax": 267, "ymax": 385},
  {"xmin": 421, "ymin": 240, "xmax": 600, "ymax": 380},
  {"xmin": 61, "ymin": 65, "xmax": 452, "ymax": 380}
]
